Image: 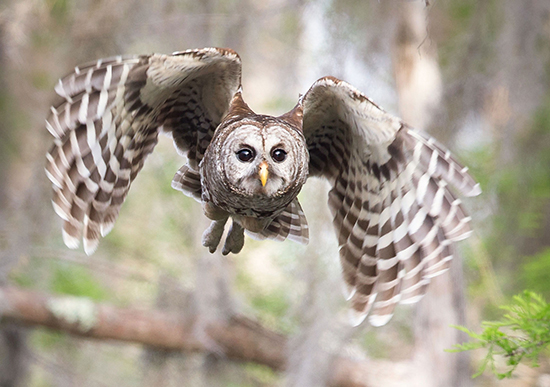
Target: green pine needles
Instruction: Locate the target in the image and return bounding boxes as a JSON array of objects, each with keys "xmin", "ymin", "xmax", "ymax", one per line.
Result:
[{"xmin": 450, "ymin": 291, "xmax": 550, "ymax": 379}]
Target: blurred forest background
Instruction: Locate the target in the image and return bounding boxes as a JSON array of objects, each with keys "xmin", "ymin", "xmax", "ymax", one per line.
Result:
[{"xmin": 0, "ymin": 0, "xmax": 549, "ymax": 386}]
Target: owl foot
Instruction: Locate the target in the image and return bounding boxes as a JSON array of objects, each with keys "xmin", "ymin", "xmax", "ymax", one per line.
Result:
[
  {"xmin": 202, "ymin": 218, "xmax": 228, "ymax": 253},
  {"xmin": 222, "ymin": 221, "xmax": 244, "ymax": 255}
]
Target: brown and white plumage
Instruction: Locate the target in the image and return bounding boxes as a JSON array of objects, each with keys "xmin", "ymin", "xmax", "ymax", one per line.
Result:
[
  {"xmin": 45, "ymin": 48, "xmax": 241, "ymax": 255},
  {"xmin": 44, "ymin": 48, "xmax": 480, "ymax": 326},
  {"xmin": 302, "ymin": 77, "xmax": 480, "ymax": 325}
]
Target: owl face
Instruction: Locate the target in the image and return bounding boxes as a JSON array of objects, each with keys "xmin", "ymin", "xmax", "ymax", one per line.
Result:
[{"xmin": 217, "ymin": 120, "xmax": 308, "ymax": 198}]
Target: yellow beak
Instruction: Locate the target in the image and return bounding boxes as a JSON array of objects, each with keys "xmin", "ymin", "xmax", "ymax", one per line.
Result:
[{"xmin": 259, "ymin": 161, "xmax": 269, "ymax": 187}]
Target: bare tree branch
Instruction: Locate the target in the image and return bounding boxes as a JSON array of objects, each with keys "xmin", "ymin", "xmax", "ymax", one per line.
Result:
[{"xmin": 0, "ymin": 286, "xmax": 370, "ymax": 387}]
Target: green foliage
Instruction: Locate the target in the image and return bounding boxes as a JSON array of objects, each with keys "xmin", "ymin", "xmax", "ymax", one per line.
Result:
[
  {"xmin": 439, "ymin": 0, "xmax": 502, "ymax": 72},
  {"xmin": 449, "ymin": 2, "xmax": 475, "ymax": 22},
  {"xmin": 31, "ymin": 70, "xmax": 54, "ymax": 90},
  {"xmin": 31, "ymin": 329, "xmax": 66, "ymax": 350},
  {"xmin": 244, "ymin": 284, "xmax": 292, "ymax": 332},
  {"xmin": 522, "ymin": 249, "xmax": 550, "ymax": 297},
  {"xmin": 234, "ymin": 255, "xmax": 295, "ymax": 334},
  {"xmin": 0, "ymin": 90, "xmax": 23, "ymax": 162},
  {"xmin": 51, "ymin": 265, "xmax": 108, "ymax": 301},
  {"xmin": 11, "ymin": 268, "xmax": 35, "ymax": 288},
  {"xmin": 359, "ymin": 330, "xmax": 391, "ymax": 359},
  {"xmin": 243, "ymin": 363, "xmax": 278, "ymax": 385},
  {"xmin": 47, "ymin": 0, "xmax": 70, "ymax": 22},
  {"xmin": 450, "ymin": 291, "xmax": 550, "ymax": 379},
  {"xmin": 472, "ymin": 94, "xmax": 550, "ymax": 298},
  {"xmin": 358, "ymin": 312, "xmax": 414, "ymax": 359},
  {"xmin": 250, "ymin": 291, "xmax": 290, "ymax": 326}
]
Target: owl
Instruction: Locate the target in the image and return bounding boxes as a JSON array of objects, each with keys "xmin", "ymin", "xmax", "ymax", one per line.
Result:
[{"xmin": 45, "ymin": 48, "xmax": 480, "ymax": 326}]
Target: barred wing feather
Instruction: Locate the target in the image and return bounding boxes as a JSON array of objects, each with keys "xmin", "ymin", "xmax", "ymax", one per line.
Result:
[
  {"xmin": 302, "ymin": 76, "xmax": 480, "ymax": 326},
  {"xmin": 45, "ymin": 48, "xmax": 241, "ymax": 255}
]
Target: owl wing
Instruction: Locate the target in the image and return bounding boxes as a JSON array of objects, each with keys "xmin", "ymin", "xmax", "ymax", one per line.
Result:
[
  {"xmin": 302, "ymin": 76, "xmax": 481, "ymax": 327},
  {"xmin": 45, "ymin": 48, "xmax": 242, "ymax": 255}
]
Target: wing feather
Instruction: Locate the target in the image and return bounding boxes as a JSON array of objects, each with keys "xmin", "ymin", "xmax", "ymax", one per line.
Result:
[
  {"xmin": 302, "ymin": 76, "xmax": 480, "ymax": 326},
  {"xmin": 45, "ymin": 48, "xmax": 241, "ymax": 254}
]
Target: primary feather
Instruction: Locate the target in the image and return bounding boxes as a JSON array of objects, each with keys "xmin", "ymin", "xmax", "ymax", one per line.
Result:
[
  {"xmin": 302, "ymin": 76, "xmax": 480, "ymax": 326},
  {"xmin": 45, "ymin": 48, "xmax": 241, "ymax": 255}
]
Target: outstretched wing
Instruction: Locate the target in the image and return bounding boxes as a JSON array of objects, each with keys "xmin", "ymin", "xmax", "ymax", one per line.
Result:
[
  {"xmin": 45, "ymin": 47, "xmax": 241, "ymax": 255},
  {"xmin": 302, "ymin": 76, "xmax": 481, "ymax": 327}
]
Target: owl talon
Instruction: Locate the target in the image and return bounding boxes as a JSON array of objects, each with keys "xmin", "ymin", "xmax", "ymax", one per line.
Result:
[
  {"xmin": 202, "ymin": 218, "xmax": 228, "ymax": 253},
  {"xmin": 222, "ymin": 221, "xmax": 244, "ymax": 255}
]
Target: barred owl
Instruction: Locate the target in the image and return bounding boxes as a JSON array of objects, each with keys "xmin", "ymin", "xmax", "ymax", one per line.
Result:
[{"xmin": 45, "ymin": 48, "xmax": 480, "ymax": 326}]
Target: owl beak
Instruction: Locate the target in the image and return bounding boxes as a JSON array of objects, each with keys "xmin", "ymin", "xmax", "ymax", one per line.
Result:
[{"xmin": 259, "ymin": 161, "xmax": 269, "ymax": 187}]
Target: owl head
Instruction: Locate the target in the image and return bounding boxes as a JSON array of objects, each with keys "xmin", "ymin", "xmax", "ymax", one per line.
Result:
[{"xmin": 201, "ymin": 91, "xmax": 309, "ymax": 209}]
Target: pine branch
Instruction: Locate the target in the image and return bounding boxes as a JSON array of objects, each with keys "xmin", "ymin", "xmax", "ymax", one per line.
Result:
[{"xmin": 450, "ymin": 291, "xmax": 550, "ymax": 379}]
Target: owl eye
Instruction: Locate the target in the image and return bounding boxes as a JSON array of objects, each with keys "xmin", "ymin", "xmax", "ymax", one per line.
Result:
[
  {"xmin": 236, "ymin": 148, "xmax": 255, "ymax": 162},
  {"xmin": 271, "ymin": 148, "xmax": 287, "ymax": 162}
]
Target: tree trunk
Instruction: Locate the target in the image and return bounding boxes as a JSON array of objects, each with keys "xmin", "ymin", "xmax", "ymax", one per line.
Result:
[
  {"xmin": 392, "ymin": 2, "xmax": 471, "ymax": 386},
  {"xmin": 0, "ymin": 16, "xmax": 28, "ymax": 387}
]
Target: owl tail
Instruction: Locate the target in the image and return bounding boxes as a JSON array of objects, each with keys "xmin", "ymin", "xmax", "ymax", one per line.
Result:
[
  {"xmin": 172, "ymin": 164, "xmax": 202, "ymax": 201},
  {"xmin": 245, "ymin": 198, "xmax": 309, "ymax": 245}
]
